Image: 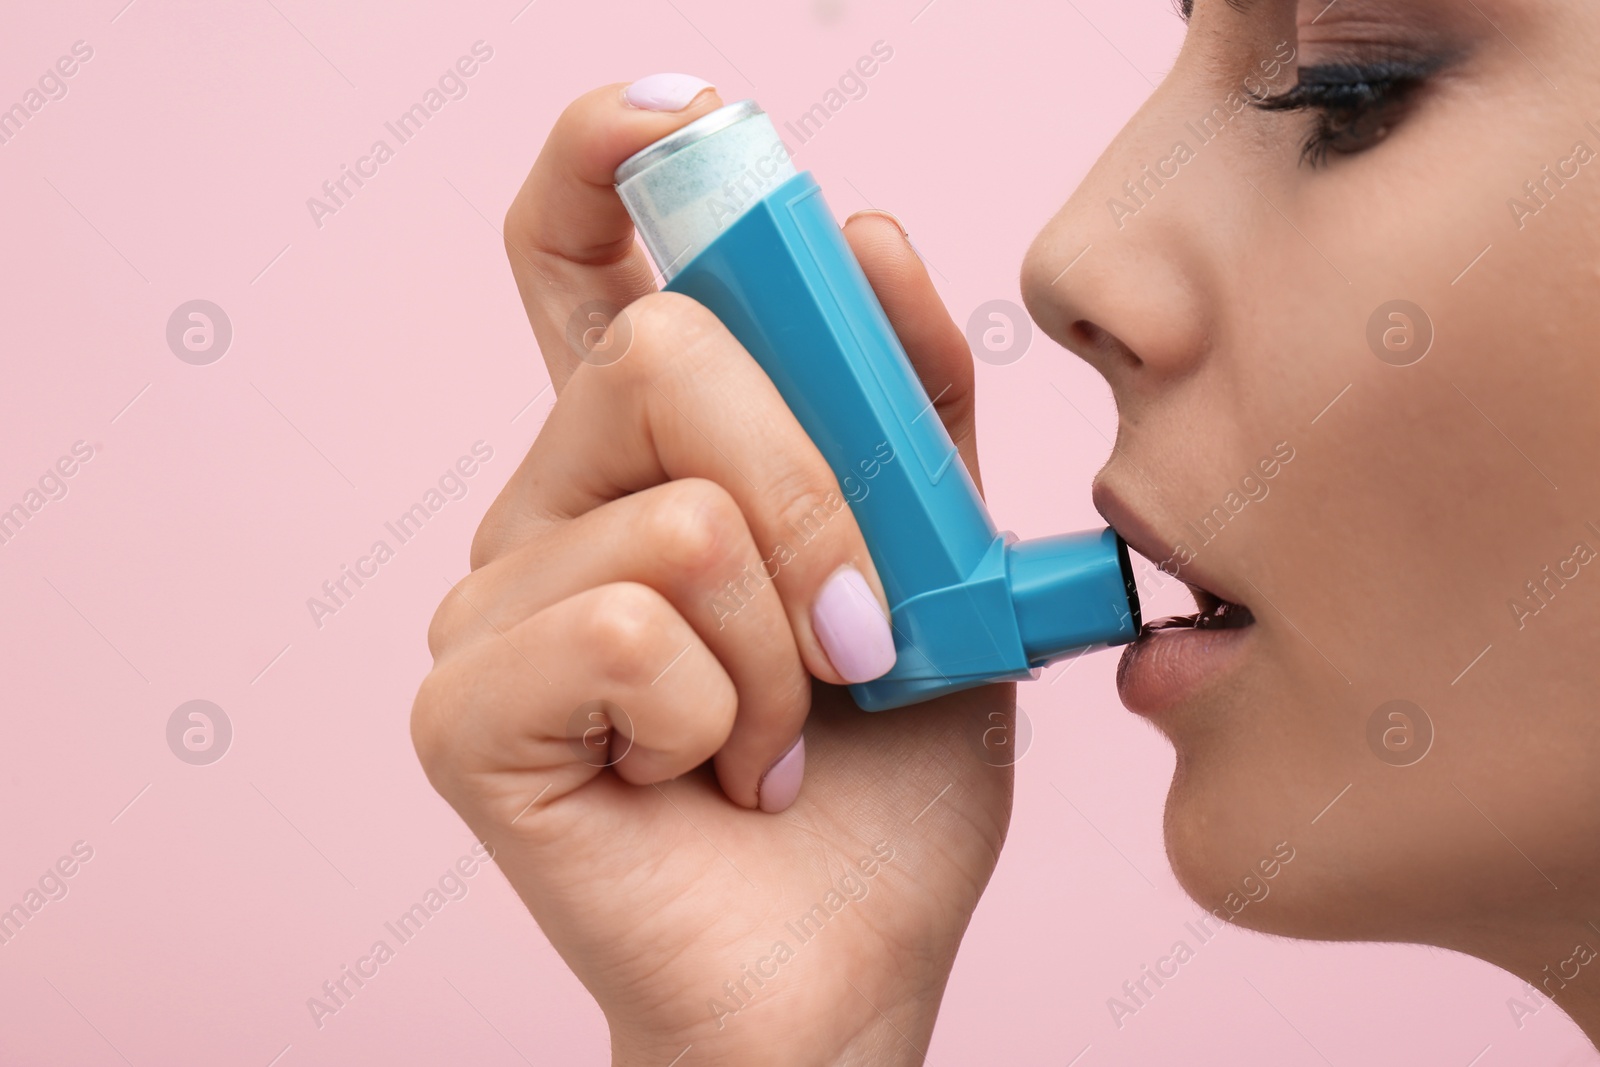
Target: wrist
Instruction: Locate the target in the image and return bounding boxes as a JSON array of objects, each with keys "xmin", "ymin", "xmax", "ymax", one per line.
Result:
[{"xmin": 609, "ymin": 981, "xmax": 946, "ymax": 1067}]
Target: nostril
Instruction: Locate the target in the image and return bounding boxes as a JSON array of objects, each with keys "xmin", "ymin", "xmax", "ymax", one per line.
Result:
[{"xmin": 1070, "ymin": 320, "xmax": 1144, "ymax": 370}]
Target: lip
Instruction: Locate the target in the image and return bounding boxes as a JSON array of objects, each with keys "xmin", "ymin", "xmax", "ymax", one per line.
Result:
[
  {"xmin": 1092, "ymin": 482, "xmax": 1251, "ymax": 608},
  {"xmin": 1093, "ymin": 481, "xmax": 1258, "ymax": 717}
]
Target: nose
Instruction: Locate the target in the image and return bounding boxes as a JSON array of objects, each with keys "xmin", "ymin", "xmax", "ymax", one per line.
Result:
[{"xmin": 1021, "ymin": 77, "xmax": 1236, "ymax": 392}]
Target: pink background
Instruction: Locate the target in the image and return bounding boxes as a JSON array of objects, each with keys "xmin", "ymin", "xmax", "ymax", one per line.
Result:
[{"xmin": 2, "ymin": 0, "xmax": 1595, "ymax": 1063}]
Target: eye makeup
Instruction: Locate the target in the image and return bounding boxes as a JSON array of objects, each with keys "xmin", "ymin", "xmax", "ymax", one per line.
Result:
[
  {"xmin": 1252, "ymin": 55, "xmax": 1448, "ymax": 164},
  {"xmin": 1176, "ymin": 0, "xmax": 1467, "ymax": 168}
]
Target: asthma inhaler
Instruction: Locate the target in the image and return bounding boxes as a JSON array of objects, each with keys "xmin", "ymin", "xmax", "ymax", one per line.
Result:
[{"xmin": 614, "ymin": 101, "xmax": 1140, "ymax": 711}]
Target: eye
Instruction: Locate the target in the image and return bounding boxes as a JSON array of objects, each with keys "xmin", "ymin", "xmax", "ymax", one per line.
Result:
[{"xmin": 1254, "ymin": 59, "xmax": 1442, "ymax": 166}]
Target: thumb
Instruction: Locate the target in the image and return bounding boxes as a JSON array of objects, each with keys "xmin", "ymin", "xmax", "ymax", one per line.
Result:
[{"xmin": 843, "ymin": 209, "xmax": 983, "ymax": 492}]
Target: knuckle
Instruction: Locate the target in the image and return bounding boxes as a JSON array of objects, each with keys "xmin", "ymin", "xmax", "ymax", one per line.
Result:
[
  {"xmin": 645, "ymin": 479, "xmax": 745, "ymax": 577},
  {"xmin": 628, "ymin": 289, "xmax": 710, "ymax": 334},
  {"xmin": 425, "ymin": 598, "xmax": 458, "ymax": 660},
  {"xmin": 470, "ymin": 490, "xmax": 554, "ymax": 574},
  {"xmin": 648, "ymin": 672, "xmax": 737, "ymax": 764},
  {"xmin": 426, "ymin": 578, "xmax": 477, "ymax": 658},
  {"xmin": 502, "ymin": 189, "xmax": 549, "ymax": 260},
  {"xmin": 624, "ymin": 291, "xmax": 724, "ymax": 371},
  {"xmin": 581, "ymin": 583, "xmax": 676, "ymax": 689},
  {"xmin": 684, "ymin": 677, "xmax": 739, "ymax": 756},
  {"xmin": 468, "ymin": 523, "xmax": 500, "ymax": 574},
  {"xmin": 469, "ymin": 492, "xmax": 519, "ymax": 571},
  {"xmin": 770, "ymin": 667, "xmax": 813, "ymax": 723},
  {"xmin": 408, "ymin": 670, "xmax": 451, "ymax": 774},
  {"xmin": 770, "ymin": 474, "xmax": 850, "ymax": 551},
  {"xmin": 502, "ymin": 198, "xmax": 526, "ymax": 249}
]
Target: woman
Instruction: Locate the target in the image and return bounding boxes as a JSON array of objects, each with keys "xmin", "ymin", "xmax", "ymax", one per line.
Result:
[{"xmin": 411, "ymin": 0, "xmax": 1600, "ymax": 1059}]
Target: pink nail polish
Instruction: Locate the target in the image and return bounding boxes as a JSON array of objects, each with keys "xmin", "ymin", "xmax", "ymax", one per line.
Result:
[
  {"xmin": 623, "ymin": 73, "xmax": 715, "ymax": 112},
  {"xmin": 811, "ymin": 565, "xmax": 898, "ymax": 684},
  {"xmin": 759, "ymin": 736, "xmax": 805, "ymax": 814}
]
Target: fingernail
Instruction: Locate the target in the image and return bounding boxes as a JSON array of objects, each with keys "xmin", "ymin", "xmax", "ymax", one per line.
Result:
[
  {"xmin": 811, "ymin": 565, "xmax": 898, "ymax": 684},
  {"xmin": 846, "ymin": 208, "xmax": 909, "ymax": 238},
  {"xmin": 623, "ymin": 73, "xmax": 716, "ymax": 112},
  {"xmin": 759, "ymin": 736, "xmax": 805, "ymax": 814}
]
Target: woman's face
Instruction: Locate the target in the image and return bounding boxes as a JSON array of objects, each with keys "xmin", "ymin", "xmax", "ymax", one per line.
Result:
[{"xmin": 1021, "ymin": 0, "xmax": 1600, "ymax": 974}]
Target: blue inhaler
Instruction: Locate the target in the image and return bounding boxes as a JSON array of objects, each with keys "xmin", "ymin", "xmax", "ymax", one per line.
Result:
[{"xmin": 614, "ymin": 101, "xmax": 1140, "ymax": 711}]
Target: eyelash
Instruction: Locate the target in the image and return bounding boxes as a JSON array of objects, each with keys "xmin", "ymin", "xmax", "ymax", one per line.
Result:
[{"xmin": 1253, "ymin": 60, "xmax": 1441, "ymax": 166}]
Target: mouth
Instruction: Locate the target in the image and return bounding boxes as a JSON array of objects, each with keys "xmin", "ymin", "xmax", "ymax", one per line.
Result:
[
  {"xmin": 1150, "ymin": 584, "xmax": 1257, "ymax": 634},
  {"xmin": 1094, "ymin": 483, "xmax": 1258, "ymax": 717}
]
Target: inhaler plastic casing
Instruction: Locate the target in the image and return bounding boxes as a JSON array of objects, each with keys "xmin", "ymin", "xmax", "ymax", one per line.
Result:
[{"xmin": 615, "ymin": 101, "xmax": 1140, "ymax": 711}]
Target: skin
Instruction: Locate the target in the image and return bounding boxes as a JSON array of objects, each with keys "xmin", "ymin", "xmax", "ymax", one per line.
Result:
[
  {"xmin": 413, "ymin": 0, "xmax": 1600, "ymax": 1059},
  {"xmin": 1025, "ymin": 0, "xmax": 1600, "ymax": 1043},
  {"xmin": 412, "ymin": 87, "xmax": 1010, "ymax": 1064}
]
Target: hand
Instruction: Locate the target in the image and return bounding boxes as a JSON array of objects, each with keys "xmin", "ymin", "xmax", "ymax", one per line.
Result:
[{"xmin": 411, "ymin": 81, "xmax": 1016, "ymax": 1066}]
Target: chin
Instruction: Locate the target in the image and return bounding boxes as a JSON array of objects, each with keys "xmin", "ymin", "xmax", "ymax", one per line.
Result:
[
  {"xmin": 1154, "ymin": 685, "xmax": 1362, "ymax": 945},
  {"xmin": 1156, "ymin": 704, "xmax": 1475, "ymax": 949}
]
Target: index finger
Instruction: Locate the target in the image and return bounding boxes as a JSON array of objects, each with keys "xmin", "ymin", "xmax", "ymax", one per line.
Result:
[{"xmin": 504, "ymin": 76, "xmax": 724, "ymax": 393}]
